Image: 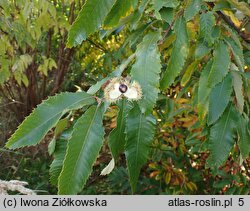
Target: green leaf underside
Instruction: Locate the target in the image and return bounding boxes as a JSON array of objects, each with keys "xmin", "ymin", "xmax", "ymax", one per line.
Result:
[
  {"xmin": 6, "ymin": 92, "xmax": 95, "ymax": 149},
  {"xmin": 208, "ymin": 73, "xmax": 232, "ymax": 125},
  {"xmin": 161, "ymin": 16, "xmax": 189, "ymax": 89},
  {"xmin": 67, "ymin": 0, "xmax": 116, "ymax": 47},
  {"xmin": 131, "ymin": 31, "xmax": 161, "ymax": 113},
  {"xmin": 58, "ymin": 105, "xmax": 105, "ymax": 194},
  {"xmin": 104, "ymin": 0, "xmax": 137, "ymax": 28},
  {"xmin": 208, "ymin": 41, "xmax": 230, "ymax": 88},
  {"xmin": 237, "ymin": 116, "xmax": 250, "ymax": 159},
  {"xmin": 207, "ymin": 104, "xmax": 238, "ymax": 169},
  {"xmin": 231, "ymin": 71, "xmax": 244, "ymax": 113},
  {"xmin": 108, "ymin": 99, "xmax": 127, "ymax": 160},
  {"xmin": 125, "ymin": 104, "xmax": 156, "ymax": 192},
  {"xmin": 198, "ymin": 61, "xmax": 212, "ymax": 120},
  {"xmin": 50, "ymin": 130, "xmax": 72, "ymax": 186}
]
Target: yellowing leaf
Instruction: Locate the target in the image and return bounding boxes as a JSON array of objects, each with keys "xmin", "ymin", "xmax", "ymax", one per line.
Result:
[
  {"xmin": 165, "ymin": 173, "xmax": 171, "ymax": 184},
  {"xmin": 223, "ymin": 10, "xmax": 241, "ymax": 28}
]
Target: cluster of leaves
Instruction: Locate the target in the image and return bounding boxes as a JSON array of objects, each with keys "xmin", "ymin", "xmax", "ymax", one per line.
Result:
[
  {"xmin": 3, "ymin": 0, "xmax": 250, "ymax": 194},
  {"xmin": 149, "ymin": 86, "xmax": 250, "ymax": 194},
  {"xmin": 0, "ymin": 0, "xmax": 74, "ymax": 123}
]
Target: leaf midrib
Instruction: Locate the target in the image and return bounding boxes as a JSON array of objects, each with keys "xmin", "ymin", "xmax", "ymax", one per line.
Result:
[
  {"xmin": 135, "ymin": 113, "xmax": 143, "ymax": 171},
  {"xmin": 138, "ymin": 33, "xmax": 160, "ymax": 108},
  {"xmin": 62, "ymin": 106, "xmax": 100, "ymax": 193},
  {"xmin": 216, "ymin": 105, "xmax": 233, "ymax": 163},
  {"xmin": 117, "ymin": 100, "xmax": 125, "ymax": 144},
  {"xmin": 9, "ymin": 95, "xmax": 94, "ymax": 146}
]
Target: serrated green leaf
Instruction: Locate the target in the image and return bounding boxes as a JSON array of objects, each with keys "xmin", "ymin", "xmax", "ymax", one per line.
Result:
[
  {"xmin": 181, "ymin": 59, "xmax": 200, "ymax": 87},
  {"xmin": 184, "ymin": 0, "xmax": 202, "ymax": 21},
  {"xmin": 232, "ymin": 71, "xmax": 244, "ymax": 113},
  {"xmin": 195, "ymin": 40, "xmax": 210, "ymax": 59},
  {"xmin": 237, "ymin": 116, "xmax": 250, "ymax": 159},
  {"xmin": 67, "ymin": 0, "xmax": 116, "ymax": 47},
  {"xmin": 198, "ymin": 61, "xmax": 212, "ymax": 120},
  {"xmin": 108, "ymin": 99, "xmax": 128, "ymax": 161},
  {"xmin": 131, "ymin": 31, "xmax": 161, "ymax": 113},
  {"xmin": 5, "ymin": 92, "xmax": 95, "ymax": 149},
  {"xmin": 129, "ymin": 0, "xmax": 150, "ymax": 30},
  {"xmin": 208, "ymin": 41, "xmax": 230, "ymax": 88},
  {"xmin": 225, "ymin": 37, "xmax": 244, "ymax": 72},
  {"xmin": 58, "ymin": 105, "xmax": 105, "ymax": 194},
  {"xmin": 125, "ymin": 104, "xmax": 156, "ymax": 192},
  {"xmin": 104, "ymin": 0, "xmax": 137, "ymax": 28},
  {"xmin": 50, "ymin": 129, "xmax": 72, "ymax": 186},
  {"xmin": 208, "ymin": 73, "xmax": 233, "ymax": 125},
  {"xmin": 200, "ymin": 12, "xmax": 215, "ymax": 45},
  {"xmin": 207, "ymin": 104, "xmax": 238, "ymax": 169},
  {"xmin": 161, "ymin": 16, "xmax": 189, "ymax": 90}
]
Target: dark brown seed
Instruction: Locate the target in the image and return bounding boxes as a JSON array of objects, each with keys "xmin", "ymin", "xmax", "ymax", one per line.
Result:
[{"xmin": 119, "ymin": 84, "xmax": 128, "ymax": 93}]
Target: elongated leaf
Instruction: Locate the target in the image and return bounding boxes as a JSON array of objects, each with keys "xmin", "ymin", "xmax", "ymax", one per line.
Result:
[
  {"xmin": 181, "ymin": 59, "xmax": 200, "ymax": 87},
  {"xmin": 208, "ymin": 73, "xmax": 232, "ymax": 125},
  {"xmin": 131, "ymin": 31, "xmax": 161, "ymax": 113},
  {"xmin": 199, "ymin": 12, "xmax": 215, "ymax": 45},
  {"xmin": 237, "ymin": 116, "xmax": 250, "ymax": 159},
  {"xmin": 161, "ymin": 16, "xmax": 189, "ymax": 90},
  {"xmin": 207, "ymin": 104, "xmax": 238, "ymax": 169},
  {"xmin": 125, "ymin": 104, "xmax": 156, "ymax": 192},
  {"xmin": 6, "ymin": 92, "xmax": 95, "ymax": 149},
  {"xmin": 184, "ymin": 0, "xmax": 202, "ymax": 21},
  {"xmin": 108, "ymin": 99, "xmax": 128, "ymax": 160},
  {"xmin": 129, "ymin": 0, "xmax": 150, "ymax": 30},
  {"xmin": 67, "ymin": 0, "xmax": 116, "ymax": 47},
  {"xmin": 198, "ymin": 61, "xmax": 212, "ymax": 120},
  {"xmin": 232, "ymin": 71, "xmax": 244, "ymax": 113},
  {"xmin": 104, "ymin": 0, "xmax": 137, "ymax": 28},
  {"xmin": 0, "ymin": 58, "xmax": 10, "ymax": 84},
  {"xmin": 208, "ymin": 41, "xmax": 230, "ymax": 88},
  {"xmin": 50, "ymin": 129, "xmax": 72, "ymax": 185},
  {"xmin": 58, "ymin": 105, "xmax": 105, "ymax": 194},
  {"xmin": 225, "ymin": 37, "xmax": 244, "ymax": 72}
]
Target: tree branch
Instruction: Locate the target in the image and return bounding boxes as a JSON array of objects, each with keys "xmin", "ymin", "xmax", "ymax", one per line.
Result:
[
  {"xmin": 217, "ymin": 10, "xmax": 250, "ymax": 43},
  {"xmin": 87, "ymin": 38, "xmax": 109, "ymax": 53},
  {"xmin": 207, "ymin": 2, "xmax": 250, "ymax": 43}
]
